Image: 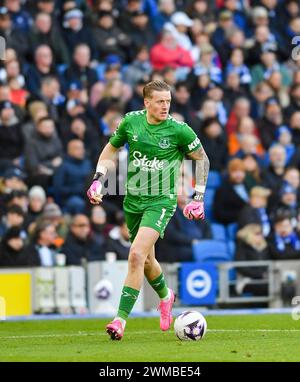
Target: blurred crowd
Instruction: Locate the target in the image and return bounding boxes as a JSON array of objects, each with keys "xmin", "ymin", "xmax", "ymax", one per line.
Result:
[{"xmin": 0, "ymin": 0, "xmax": 300, "ymax": 274}]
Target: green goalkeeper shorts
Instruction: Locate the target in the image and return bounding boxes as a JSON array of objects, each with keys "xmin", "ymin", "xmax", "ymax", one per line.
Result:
[{"xmin": 123, "ymin": 195, "xmax": 177, "ymax": 242}]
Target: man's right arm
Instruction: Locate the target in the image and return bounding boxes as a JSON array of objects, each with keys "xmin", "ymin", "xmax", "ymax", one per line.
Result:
[{"xmin": 87, "ymin": 143, "xmax": 120, "ymax": 205}]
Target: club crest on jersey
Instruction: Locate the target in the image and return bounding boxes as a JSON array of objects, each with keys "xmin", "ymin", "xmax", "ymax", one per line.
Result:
[
  {"xmin": 132, "ymin": 135, "xmax": 138, "ymax": 142},
  {"xmin": 159, "ymin": 138, "xmax": 170, "ymax": 149}
]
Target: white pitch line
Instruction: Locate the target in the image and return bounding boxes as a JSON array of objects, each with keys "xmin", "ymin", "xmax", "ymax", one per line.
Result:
[{"xmin": 1, "ymin": 329, "xmax": 300, "ymax": 340}]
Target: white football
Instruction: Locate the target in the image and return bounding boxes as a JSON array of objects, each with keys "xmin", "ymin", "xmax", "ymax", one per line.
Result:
[{"xmin": 174, "ymin": 311, "xmax": 207, "ymax": 341}]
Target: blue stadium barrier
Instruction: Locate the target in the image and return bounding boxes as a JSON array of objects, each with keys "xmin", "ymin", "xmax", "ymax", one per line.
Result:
[
  {"xmin": 192, "ymin": 240, "xmax": 231, "ymax": 262},
  {"xmin": 207, "ymin": 171, "xmax": 222, "ymax": 189},
  {"xmin": 211, "ymin": 223, "xmax": 227, "ymax": 241}
]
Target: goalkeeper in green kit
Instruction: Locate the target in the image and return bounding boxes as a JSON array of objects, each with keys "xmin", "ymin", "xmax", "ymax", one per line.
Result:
[{"xmin": 87, "ymin": 81, "xmax": 210, "ymax": 340}]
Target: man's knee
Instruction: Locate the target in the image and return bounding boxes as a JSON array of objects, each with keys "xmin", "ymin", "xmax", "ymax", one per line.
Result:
[{"xmin": 128, "ymin": 246, "xmax": 147, "ymax": 270}]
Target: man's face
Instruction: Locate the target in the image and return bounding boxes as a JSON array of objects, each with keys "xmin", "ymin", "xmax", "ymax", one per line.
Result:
[
  {"xmin": 37, "ymin": 120, "xmax": 55, "ymax": 138},
  {"xmin": 275, "ymin": 219, "xmax": 293, "ymax": 237},
  {"xmin": 7, "ymin": 237, "xmax": 24, "ymax": 251},
  {"xmin": 71, "ymin": 215, "xmax": 90, "ymax": 240},
  {"xmin": 144, "ymin": 90, "xmax": 171, "ymax": 123}
]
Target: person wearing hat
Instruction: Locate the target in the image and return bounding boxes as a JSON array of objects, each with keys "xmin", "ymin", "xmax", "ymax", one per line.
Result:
[
  {"xmin": 214, "ymin": 158, "xmax": 249, "ymax": 225},
  {"xmin": 238, "ymin": 186, "xmax": 272, "ymax": 236},
  {"xmin": 0, "ymin": 99, "xmax": 23, "ymax": 172},
  {"xmin": 0, "ymin": 226, "xmax": 28, "ymax": 267},
  {"xmin": 27, "ymin": 185, "xmax": 47, "ymax": 228},
  {"xmin": 163, "ymin": 11, "xmax": 194, "ymax": 52},
  {"xmin": 62, "ymin": 8, "xmax": 97, "ymax": 60},
  {"xmin": 1, "ymin": 167, "xmax": 27, "ymax": 194}
]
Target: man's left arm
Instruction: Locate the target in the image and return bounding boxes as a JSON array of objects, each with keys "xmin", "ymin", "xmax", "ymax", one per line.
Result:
[
  {"xmin": 187, "ymin": 146, "xmax": 210, "ymax": 203},
  {"xmin": 183, "ymin": 146, "xmax": 210, "ymax": 220}
]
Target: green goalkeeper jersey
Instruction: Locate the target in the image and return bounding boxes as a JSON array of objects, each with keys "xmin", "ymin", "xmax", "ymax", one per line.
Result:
[{"xmin": 109, "ymin": 109, "xmax": 202, "ymax": 198}]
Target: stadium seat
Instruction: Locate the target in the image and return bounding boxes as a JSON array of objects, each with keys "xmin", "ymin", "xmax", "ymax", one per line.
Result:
[
  {"xmin": 207, "ymin": 171, "xmax": 222, "ymax": 189},
  {"xmin": 227, "ymin": 223, "xmax": 238, "ymax": 240},
  {"xmin": 227, "ymin": 240, "xmax": 236, "ymax": 260},
  {"xmin": 192, "ymin": 240, "xmax": 231, "ymax": 262},
  {"xmin": 204, "ymin": 189, "xmax": 216, "ymax": 221},
  {"xmin": 211, "ymin": 223, "xmax": 227, "ymax": 241}
]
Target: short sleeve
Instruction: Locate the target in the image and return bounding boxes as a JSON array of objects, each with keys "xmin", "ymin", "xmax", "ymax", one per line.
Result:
[
  {"xmin": 109, "ymin": 117, "xmax": 128, "ymax": 148},
  {"xmin": 177, "ymin": 123, "xmax": 202, "ymax": 155}
]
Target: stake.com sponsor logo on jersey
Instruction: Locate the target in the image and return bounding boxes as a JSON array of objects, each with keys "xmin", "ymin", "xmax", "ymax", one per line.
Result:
[{"xmin": 132, "ymin": 151, "xmax": 165, "ymax": 172}]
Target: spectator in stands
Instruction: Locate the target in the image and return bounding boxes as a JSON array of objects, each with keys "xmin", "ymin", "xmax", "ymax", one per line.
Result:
[
  {"xmin": 238, "ymin": 186, "xmax": 271, "ymax": 237},
  {"xmin": 62, "ymin": 214, "xmax": 105, "ymax": 265},
  {"xmin": 23, "ymin": 221, "xmax": 58, "ymax": 266},
  {"xmin": 226, "ymin": 97, "xmax": 251, "ymax": 135},
  {"xmin": 0, "ymin": 227, "xmax": 27, "ymax": 267},
  {"xmin": 0, "ymin": 204, "xmax": 26, "ymax": 237},
  {"xmin": 156, "ymin": 190, "xmax": 212, "ymax": 262},
  {"xmin": 228, "ymin": 116, "xmax": 264, "ymax": 157},
  {"xmin": 25, "ymin": 44, "xmax": 58, "ymax": 97},
  {"xmin": 242, "ymin": 154, "xmax": 262, "ymax": 190},
  {"xmin": 150, "ymin": 29, "xmax": 194, "ymax": 72},
  {"xmin": 289, "ymin": 111, "xmax": 300, "ymax": 147},
  {"xmin": 63, "ymin": 44, "xmax": 99, "ymax": 93},
  {"xmin": 92, "ymin": 10, "xmax": 131, "ymax": 62},
  {"xmin": 268, "ymin": 210, "xmax": 300, "ymax": 260},
  {"xmin": 53, "ymin": 139, "xmax": 92, "ymax": 215},
  {"xmin": 199, "ymin": 117, "xmax": 228, "ymax": 172},
  {"xmin": 40, "ymin": 202, "xmax": 68, "ymax": 246},
  {"xmin": 0, "ymin": 100, "xmax": 23, "ymax": 171},
  {"xmin": 127, "ymin": 10, "xmax": 156, "ymax": 52},
  {"xmin": 284, "ymin": 167, "xmax": 300, "ymax": 203},
  {"xmin": 26, "ymin": 185, "xmax": 46, "ymax": 229},
  {"xmin": 123, "ymin": 45, "xmax": 152, "ymax": 87},
  {"xmin": 235, "ymin": 223, "xmax": 271, "ymax": 296},
  {"xmin": 106, "ymin": 211, "xmax": 131, "ymax": 260},
  {"xmin": 28, "ymin": 11, "xmax": 70, "ymax": 64},
  {"xmin": 170, "ymin": 82, "xmax": 194, "ymax": 125},
  {"xmin": 0, "ymin": 167, "xmax": 27, "ymax": 193},
  {"xmin": 274, "ymin": 125, "xmax": 300, "ymax": 167},
  {"xmin": 214, "ymin": 158, "xmax": 249, "ymax": 225},
  {"xmin": 0, "ymin": 6, "xmax": 29, "ymax": 61},
  {"xmin": 62, "ymin": 8, "xmax": 97, "ymax": 60},
  {"xmin": 5, "ymin": 0, "xmax": 33, "ymax": 33},
  {"xmin": 25, "ymin": 116, "xmax": 63, "ymax": 188},
  {"xmin": 39, "ymin": 76, "xmax": 65, "ymax": 124},
  {"xmin": 90, "ymin": 205, "xmax": 109, "ymax": 250},
  {"xmin": 22, "ymin": 101, "xmax": 48, "ymax": 142},
  {"xmin": 261, "ymin": 144, "xmax": 286, "ymax": 196},
  {"xmin": 270, "ymin": 182, "xmax": 299, "ymax": 228}
]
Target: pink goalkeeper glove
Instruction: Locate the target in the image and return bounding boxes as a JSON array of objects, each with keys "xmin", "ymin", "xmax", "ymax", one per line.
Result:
[
  {"xmin": 87, "ymin": 179, "xmax": 103, "ymax": 204},
  {"xmin": 183, "ymin": 200, "xmax": 205, "ymax": 220}
]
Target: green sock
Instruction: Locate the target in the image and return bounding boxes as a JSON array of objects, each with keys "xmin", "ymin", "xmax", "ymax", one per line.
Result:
[
  {"xmin": 148, "ymin": 273, "xmax": 169, "ymax": 299},
  {"xmin": 117, "ymin": 286, "xmax": 140, "ymax": 320}
]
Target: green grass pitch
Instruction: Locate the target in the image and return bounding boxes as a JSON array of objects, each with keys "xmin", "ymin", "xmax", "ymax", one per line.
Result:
[{"xmin": 0, "ymin": 314, "xmax": 299, "ymax": 362}]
